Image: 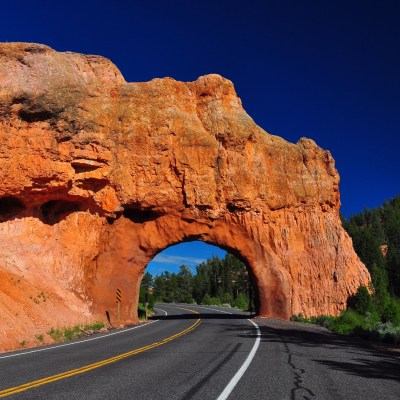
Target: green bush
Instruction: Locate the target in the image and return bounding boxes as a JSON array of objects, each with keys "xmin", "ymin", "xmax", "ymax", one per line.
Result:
[
  {"xmin": 201, "ymin": 294, "xmax": 224, "ymax": 306},
  {"xmin": 201, "ymin": 293, "xmax": 212, "ymax": 305},
  {"xmin": 368, "ymin": 322, "xmax": 400, "ymax": 344},
  {"xmin": 290, "ymin": 313, "xmax": 310, "ymax": 323},
  {"xmin": 211, "ymin": 296, "xmax": 222, "ymax": 305},
  {"xmin": 347, "ymin": 285, "xmax": 375, "ymax": 315},
  {"xmin": 380, "ymin": 297, "xmax": 400, "ymax": 325},
  {"xmin": 330, "ymin": 309, "xmax": 366, "ymax": 335},
  {"xmin": 83, "ymin": 321, "xmax": 105, "ymax": 331},
  {"xmin": 219, "ymin": 292, "xmax": 234, "ymax": 305},
  {"xmin": 48, "ymin": 327, "xmax": 64, "ymax": 342},
  {"xmin": 180, "ymin": 294, "xmax": 195, "ymax": 304},
  {"xmin": 138, "ymin": 303, "xmax": 147, "ymax": 319},
  {"xmin": 309, "ymin": 315, "xmax": 336, "ymax": 329},
  {"xmin": 139, "ymin": 287, "xmax": 154, "ymax": 310},
  {"xmin": 290, "ymin": 286, "xmax": 400, "ymax": 345},
  {"xmin": 232, "ymin": 293, "xmax": 249, "ymax": 310},
  {"xmin": 64, "ymin": 325, "xmax": 81, "ymax": 341}
]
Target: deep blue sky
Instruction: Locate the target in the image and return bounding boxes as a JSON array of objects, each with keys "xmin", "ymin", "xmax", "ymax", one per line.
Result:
[
  {"xmin": 2, "ymin": 1, "xmax": 399, "ymax": 274},
  {"xmin": 147, "ymin": 242, "xmax": 226, "ymax": 275}
]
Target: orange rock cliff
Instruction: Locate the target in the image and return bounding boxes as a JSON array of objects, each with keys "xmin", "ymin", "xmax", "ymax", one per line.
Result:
[{"xmin": 0, "ymin": 43, "xmax": 370, "ymax": 351}]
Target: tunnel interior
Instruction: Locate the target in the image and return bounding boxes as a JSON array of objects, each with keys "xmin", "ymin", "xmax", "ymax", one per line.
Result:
[{"xmin": 139, "ymin": 240, "xmax": 260, "ymax": 317}]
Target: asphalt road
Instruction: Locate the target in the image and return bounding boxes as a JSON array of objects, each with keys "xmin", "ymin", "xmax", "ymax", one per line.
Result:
[{"xmin": 0, "ymin": 303, "xmax": 399, "ymax": 399}]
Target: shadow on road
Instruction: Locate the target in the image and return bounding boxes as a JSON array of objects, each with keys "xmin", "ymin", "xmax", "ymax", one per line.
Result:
[
  {"xmin": 238, "ymin": 319, "xmax": 400, "ymax": 383},
  {"xmin": 154, "ymin": 306, "xmax": 400, "ymax": 383},
  {"xmin": 150, "ymin": 312, "xmax": 250, "ymax": 320}
]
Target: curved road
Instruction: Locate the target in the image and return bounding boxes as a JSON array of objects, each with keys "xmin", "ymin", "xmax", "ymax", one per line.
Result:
[{"xmin": 0, "ymin": 304, "xmax": 399, "ymax": 399}]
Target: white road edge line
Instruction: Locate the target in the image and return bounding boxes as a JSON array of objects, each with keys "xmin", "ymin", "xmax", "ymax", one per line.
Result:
[
  {"xmin": 0, "ymin": 308, "xmax": 168, "ymax": 360},
  {"xmin": 190, "ymin": 305, "xmax": 233, "ymax": 314},
  {"xmin": 216, "ymin": 318, "xmax": 261, "ymax": 400}
]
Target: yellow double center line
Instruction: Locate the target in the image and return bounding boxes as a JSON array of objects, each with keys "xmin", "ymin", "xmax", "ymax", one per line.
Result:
[{"xmin": 0, "ymin": 308, "xmax": 200, "ymax": 398}]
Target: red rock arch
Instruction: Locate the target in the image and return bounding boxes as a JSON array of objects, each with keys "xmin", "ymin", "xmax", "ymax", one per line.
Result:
[
  {"xmin": 0, "ymin": 44, "xmax": 371, "ymax": 347},
  {"xmin": 93, "ymin": 214, "xmax": 291, "ymax": 323}
]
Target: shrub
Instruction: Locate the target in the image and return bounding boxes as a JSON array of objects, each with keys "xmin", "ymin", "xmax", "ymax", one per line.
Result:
[
  {"xmin": 83, "ymin": 321, "xmax": 105, "ymax": 331},
  {"xmin": 138, "ymin": 303, "xmax": 147, "ymax": 319},
  {"xmin": 330, "ymin": 309, "xmax": 366, "ymax": 335},
  {"xmin": 290, "ymin": 306, "xmax": 400, "ymax": 345},
  {"xmin": 232, "ymin": 293, "xmax": 249, "ymax": 310},
  {"xmin": 36, "ymin": 334, "xmax": 44, "ymax": 343},
  {"xmin": 48, "ymin": 322, "xmax": 105, "ymax": 342},
  {"xmin": 180, "ymin": 295, "xmax": 195, "ymax": 304},
  {"xmin": 367, "ymin": 322, "xmax": 400, "ymax": 344},
  {"xmin": 64, "ymin": 325, "xmax": 81, "ymax": 341},
  {"xmin": 201, "ymin": 294, "xmax": 212, "ymax": 305},
  {"xmin": 139, "ymin": 287, "xmax": 155, "ymax": 310},
  {"xmin": 309, "ymin": 315, "xmax": 336, "ymax": 329},
  {"xmin": 347, "ymin": 285, "xmax": 375, "ymax": 315},
  {"xmin": 48, "ymin": 327, "xmax": 64, "ymax": 342},
  {"xmin": 290, "ymin": 313, "xmax": 334, "ymax": 327},
  {"xmin": 210, "ymin": 297, "xmax": 222, "ymax": 305},
  {"xmin": 290, "ymin": 313, "xmax": 310, "ymax": 323},
  {"xmin": 380, "ymin": 298, "xmax": 400, "ymax": 325},
  {"xmin": 219, "ymin": 292, "xmax": 234, "ymax": 305}
]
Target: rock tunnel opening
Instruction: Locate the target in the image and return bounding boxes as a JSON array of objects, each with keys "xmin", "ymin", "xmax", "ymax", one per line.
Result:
[
  {"xmin": 141, "ymin": 241, "xmax": 260, "ymax": 316},
  {"xmin": 0, "ymin": 196, "xmax": 26, "ymax": 222},
  {"xmin": 40, "ymin": 199, "xmax": 83, "ymax": 225},
  {"xmin": 122, "ymin": 206, "xmax": 163, "ymax": 224}
]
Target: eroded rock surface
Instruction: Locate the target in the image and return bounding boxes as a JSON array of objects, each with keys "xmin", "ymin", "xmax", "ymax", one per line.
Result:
[{"xmin": 0, "ymin": 43, "xmax": 370, "ymax": 351}]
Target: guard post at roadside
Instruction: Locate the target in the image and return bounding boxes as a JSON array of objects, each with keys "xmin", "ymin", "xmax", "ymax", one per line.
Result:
[{"xmin": 116, "ymin": 288, "xmax": 122, "ymax": 322}]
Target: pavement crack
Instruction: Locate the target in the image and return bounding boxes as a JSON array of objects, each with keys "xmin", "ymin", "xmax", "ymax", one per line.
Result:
[{"xmin": 282, "ymin": 338, "xmax": 316, "ymax": 400}]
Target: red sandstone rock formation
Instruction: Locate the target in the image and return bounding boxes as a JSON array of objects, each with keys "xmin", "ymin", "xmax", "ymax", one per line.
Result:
[{"xmin": 0, "ymin": 43, "xmax": 370, "ymax": 351}]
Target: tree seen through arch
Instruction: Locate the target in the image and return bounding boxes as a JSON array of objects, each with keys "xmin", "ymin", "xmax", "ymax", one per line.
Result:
[{"xmin": 139, "ymin": 243, "xmax": 256, "ymax": 317}]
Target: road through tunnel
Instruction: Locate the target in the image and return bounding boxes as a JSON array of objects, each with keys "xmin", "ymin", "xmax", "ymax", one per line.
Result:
[{"xmin": 141, "ymin": 241, "xmax": 260, "ymax": 317}]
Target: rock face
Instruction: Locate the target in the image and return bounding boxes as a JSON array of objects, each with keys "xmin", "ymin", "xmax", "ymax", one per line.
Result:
[{"xmin": 0, "ymin": 43, "xmax": 370, "ymax": 350}]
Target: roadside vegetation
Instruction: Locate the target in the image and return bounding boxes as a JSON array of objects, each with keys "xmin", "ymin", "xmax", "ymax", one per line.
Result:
[
  {"xmin": 138, "ymin": 282, "xmax": 155, "ymax": 320},
  {"xmin": 292, "ymin": 194, "xmax": 400, "ymax": 345},
  {"xmin": 139, "ymin": 253, "xmax": 255, "ymax": 312},
  {"xmin": 47, "ymin": 321, "xmax": 105, "ymax": 343}
]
